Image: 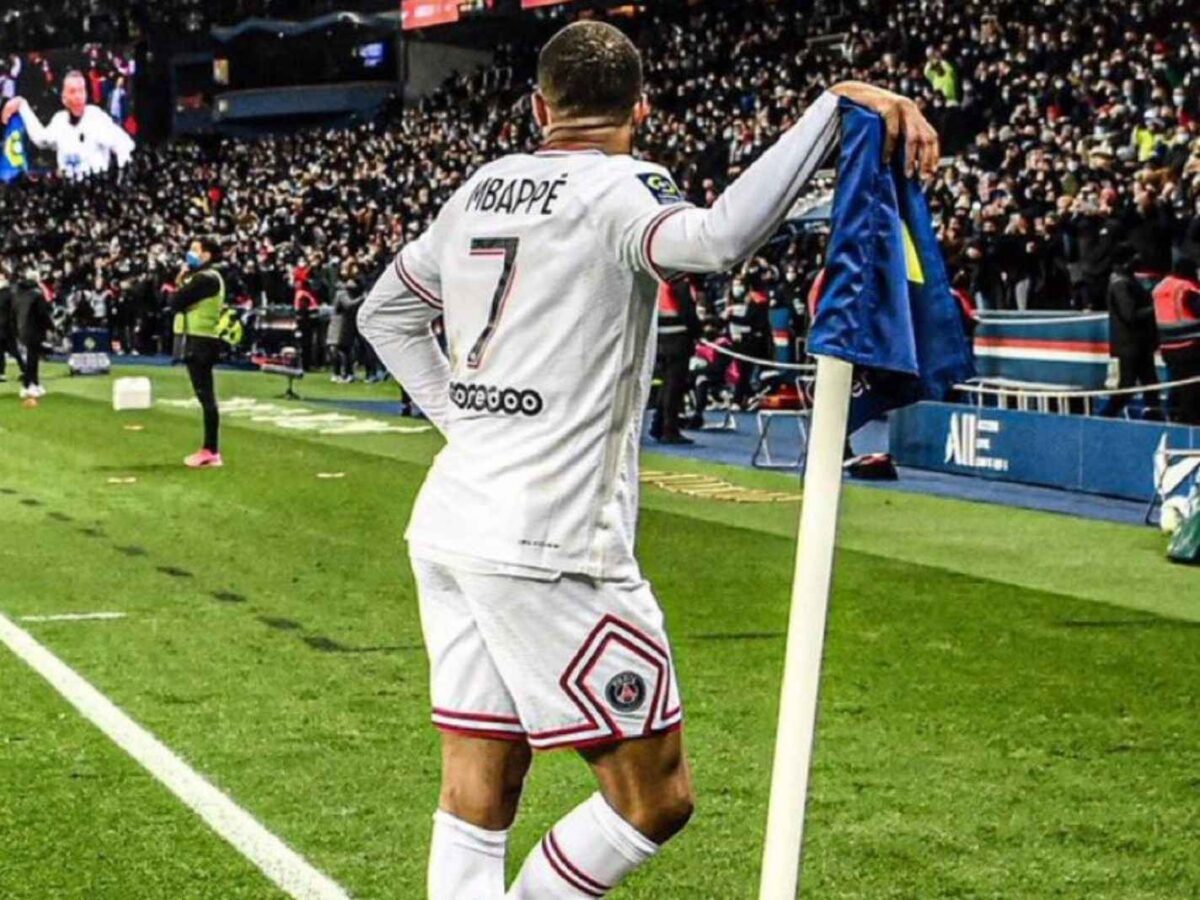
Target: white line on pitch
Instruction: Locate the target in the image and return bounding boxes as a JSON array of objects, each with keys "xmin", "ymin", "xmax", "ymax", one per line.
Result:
[
  {"xmin": 20, "ymin": 612, "xmax": 128, "ymax": 623},
  {"xmin": 0, "ymin": 611, "xmax": 352, "ymax": 900}
]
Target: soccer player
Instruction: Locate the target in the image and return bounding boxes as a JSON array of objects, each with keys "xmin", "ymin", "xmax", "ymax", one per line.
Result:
[
  {"xmin": 1, "ymin": 70, "xmax": 134, "ymax": 180},
  {"xmin": 359, "ymin": 21, "xmax": 937, "ymax": 899}
]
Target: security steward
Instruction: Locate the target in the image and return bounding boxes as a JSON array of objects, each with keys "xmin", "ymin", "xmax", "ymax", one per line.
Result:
[
  {"xmin": 172, "ymin": 237, "xmax": 226, "ymax": 467},
  {"xmin": 1152, "ymin": 257, "xmax": 1200, "ymax": 425},
  {"xmin": 650, "ymin": 277, "xmax": 701, "ymax": 444}
]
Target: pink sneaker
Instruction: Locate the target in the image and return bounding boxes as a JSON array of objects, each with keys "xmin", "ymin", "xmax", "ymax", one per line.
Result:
[{"xmin": 184, "ymin": 449, "xmax": 224, "ymax": 468}]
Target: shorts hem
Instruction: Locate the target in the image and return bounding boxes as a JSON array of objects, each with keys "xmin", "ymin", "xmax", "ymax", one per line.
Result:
[
  {"xmin": 528, "ymin": 719, "xmax": 683, "ymax": 752},
  {"xmin": 433, "ymin": 723, "xmax": 529, "ymax": 743},
  {"xmin": 431, "ymin": 707, "xmax": 526, "ymax": 743}
]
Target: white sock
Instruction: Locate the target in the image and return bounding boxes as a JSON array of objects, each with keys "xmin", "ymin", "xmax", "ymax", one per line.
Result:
[
  {"xmin": 507, "ymin": 794, "xmax": 658, "ymax": 898},
  {"xmin": 429, "ymin": 809, "xmax": 508, "ymax": 900}
]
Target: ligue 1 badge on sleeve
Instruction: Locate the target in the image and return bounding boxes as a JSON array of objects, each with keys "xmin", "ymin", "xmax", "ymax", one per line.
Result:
[
  {"xmin": 605, "ymin": 671, "xmax": 647, "ymax": 713},
  {"xmin": 637, "ymin": 172, "xmax": 686, "ymax": 206}
]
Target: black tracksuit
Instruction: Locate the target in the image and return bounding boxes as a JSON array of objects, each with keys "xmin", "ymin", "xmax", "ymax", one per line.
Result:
[
  {"xmin": 11, "ymin": 278, "xmax": 49, "ymax": 390},
  {"xmin": 1102, "ymin": 268, "xmax": 1159, "ymax": 417}
]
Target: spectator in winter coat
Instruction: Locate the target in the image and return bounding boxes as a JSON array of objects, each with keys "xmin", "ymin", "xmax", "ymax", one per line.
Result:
[{"xmin": 1101, "ymin": 245, "xmax": 1161, "ymax": 418}]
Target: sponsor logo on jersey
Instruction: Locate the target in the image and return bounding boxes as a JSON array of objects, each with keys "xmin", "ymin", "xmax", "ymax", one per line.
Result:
[
  {"xmin": 605, "ymin": 671, "xmax": 647, "ymax": 713},
  {"xmin": 449, "ymin": 381, "xmax": 544, "ymax": 416},
  {"xmin": 637, "ymin": 172, "xmax": 685, "ymax": 205}
]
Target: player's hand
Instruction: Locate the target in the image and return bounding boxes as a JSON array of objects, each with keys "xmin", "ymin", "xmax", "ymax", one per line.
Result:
[
  {"xmin": 1, "ymin": 97, "xmax": 21, "ymax": 125},
  {"xmin": 829, "ymin": 82, "xmax": 940, "ymax": 180}
]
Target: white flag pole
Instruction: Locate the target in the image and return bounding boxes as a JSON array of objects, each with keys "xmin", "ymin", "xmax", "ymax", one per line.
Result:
[{"xmin": 758, "ymin": 353, "xmax": 854, "ymax": 900}]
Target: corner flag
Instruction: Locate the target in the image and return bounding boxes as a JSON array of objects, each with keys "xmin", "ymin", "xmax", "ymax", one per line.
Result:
[
  {"xmin": 759, "ymin": 98, "xmax": 973, "ymax": 900},
  {"xmin": 808, "ymin": 98, "xmax": 975, "ymax": 432},
  {"xmin": 1, "ymin": 112, "xmax": 30, "ymax": 183}
]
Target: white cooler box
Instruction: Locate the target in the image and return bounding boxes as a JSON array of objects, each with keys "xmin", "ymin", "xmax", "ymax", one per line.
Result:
[{"xmin": 113, "ymin": 377, "xmax": 153, "ymax": 411}]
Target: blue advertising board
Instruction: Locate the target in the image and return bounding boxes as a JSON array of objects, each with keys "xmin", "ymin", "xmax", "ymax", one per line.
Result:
[{"xmin": 890, "ymin": 402, "xmax": 1200, "ymax": 501}]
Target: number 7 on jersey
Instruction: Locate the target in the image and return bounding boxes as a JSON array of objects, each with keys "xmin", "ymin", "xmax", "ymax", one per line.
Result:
[{"xmin": 467, "ymin": 237, "xmax": 520, "ymax": 369}]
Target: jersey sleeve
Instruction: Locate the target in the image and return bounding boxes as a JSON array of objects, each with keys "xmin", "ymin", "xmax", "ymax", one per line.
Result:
[
  {"xmin": 101, "ymin": 109, "xmax": 135, "ymax": 167},
  {"xmin": 358, "ymin": 214, "xmax": 451, "ymax": 433},
  {"xmin": 393, "ymin": 215, "xmax": 445, "ymax": 309},
  {"xmin": 588, "ymin": 162, "xmax": 697, "ymax": 284},
  {"xmin": 17, "ymin": 99, "xmax": 51, "ymax": 149},
  {"xmin": 609, "ymin": 91, "xmax": 841, "ymax": 278}
]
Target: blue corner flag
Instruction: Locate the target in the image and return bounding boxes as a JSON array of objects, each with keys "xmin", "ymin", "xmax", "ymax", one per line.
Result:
[
  {"xmin": 1, "ymin": 112, "xmax": 30, "ymax": 183},
  {"xmin": 807, "ymin": 98, "xmax": 974, "ymax": 433}
]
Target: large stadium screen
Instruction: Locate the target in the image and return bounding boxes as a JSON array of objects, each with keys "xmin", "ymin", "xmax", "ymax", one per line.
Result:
[{"xmin": 1, "ymin": 44, "xmax": 138, "ymax": 171}]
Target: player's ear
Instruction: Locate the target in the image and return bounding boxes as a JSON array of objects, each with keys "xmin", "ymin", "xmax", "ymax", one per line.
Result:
[
  {"xmin": 532, "ymin": 91, "xmax": 551, "ymax": 130},
  {"xmin": 633, "ymin": 94, "xmax": 651, "ymax": 128}
]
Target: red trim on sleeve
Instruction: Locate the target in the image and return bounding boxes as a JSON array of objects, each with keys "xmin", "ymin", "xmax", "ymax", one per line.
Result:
[
  {"xmin": 395, "ymin": 255, "xmax": 444, "ymax": 310},
  {"xmin": 642, "ymin": 205, "xmax": 691, "ymax": 283}
]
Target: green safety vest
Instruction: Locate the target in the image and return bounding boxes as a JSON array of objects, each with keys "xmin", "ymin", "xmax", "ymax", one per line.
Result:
[{"xmin": 173, "ymin": 269, "xmax": 226, "ymax": 339}]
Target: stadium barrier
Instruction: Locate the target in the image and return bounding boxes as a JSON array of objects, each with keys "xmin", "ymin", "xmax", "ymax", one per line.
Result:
[{"xmin": 890, "ymin": 401, "xmax": 1200, "ymax": 501}]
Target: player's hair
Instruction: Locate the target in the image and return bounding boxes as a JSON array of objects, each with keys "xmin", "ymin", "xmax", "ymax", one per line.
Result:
[
  {"xmin": 62, "ymin": 69, "xmax": 86, "ymax": 87},
  {"xmin": 537, "ymin": 21, "xmax": 643, "ymax": 122},
  {"xmin": 194, "ymin": 235, "xmax": 222, "ymax": 261}
]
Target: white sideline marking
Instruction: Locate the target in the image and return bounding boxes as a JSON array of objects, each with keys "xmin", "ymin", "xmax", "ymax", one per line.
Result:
[
  {"xmin": 0, "ymin": 611, "xmax": 352, "ymax": 900},
  {"xmin": 21, "ymin": 612, "xmax": 128, "ymax": 623}
]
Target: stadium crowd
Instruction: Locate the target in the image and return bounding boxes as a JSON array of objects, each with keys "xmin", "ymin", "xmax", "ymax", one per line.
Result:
[
  {"xmin": 2, "ymin": 0, "xmax": 1200, "ymax": 389},
  {"xmin": 0, "ymin": 0, "xmax": 396, "ymax": 49}
]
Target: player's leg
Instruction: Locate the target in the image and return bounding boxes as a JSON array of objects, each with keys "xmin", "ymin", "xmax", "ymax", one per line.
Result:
[
  {"xmin": 185, "ymin": 352, "xmax": 219, "ymax": 453},
  {"xmin": 432, "ymin": 733, "xmax": 531, "ymax": 900},
  {"xmin": 439, "ymin": 732, "xmax": 532, "ymax": 829},
  {"xmin": 582, "ymin": 728, "xmax": 693, "ymax": 843},
  {"xmin": 414, "ymin": 558, "xmax": 531, "ymax": 900},
  {"xmin": 455, "ymin": 569, "xmax": 690, "ymax": 897},
  {"xmin": 507, "ymin": 731, "xmax": 693, "ymax": 898}
]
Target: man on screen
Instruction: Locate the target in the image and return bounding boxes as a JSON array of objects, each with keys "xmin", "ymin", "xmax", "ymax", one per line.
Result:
[{"xmin": 1, "ymin": 69, "xmax": 133, "ymax": 180}]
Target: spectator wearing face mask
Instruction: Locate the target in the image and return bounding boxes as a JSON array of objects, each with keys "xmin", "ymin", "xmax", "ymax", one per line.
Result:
[
  {"xmin": 327, "ymin": 269, "xmax": 363, "ymax": 384},
  {"xmin": 723, "ymin": 274, "xmax": 771, "ymax": 409}
]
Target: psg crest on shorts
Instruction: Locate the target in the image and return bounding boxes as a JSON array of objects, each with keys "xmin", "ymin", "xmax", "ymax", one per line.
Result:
[{"xmin": 605, "ymin": 672, "xmax": 647, "ymax": 713}]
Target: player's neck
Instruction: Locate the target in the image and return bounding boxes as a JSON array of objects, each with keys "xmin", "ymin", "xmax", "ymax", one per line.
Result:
[{"xmin": 540, "ymin": 124, "xmax": 632, "ymax": 156}]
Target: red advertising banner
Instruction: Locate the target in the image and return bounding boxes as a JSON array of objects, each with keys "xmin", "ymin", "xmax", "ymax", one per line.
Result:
[
  {"xmin": 401, "ymin": 0, "xmax": 461, "ymax": 30},
  {"xmin": 521, "ymin": 0, "xmax": 573, "ymax": 8}
]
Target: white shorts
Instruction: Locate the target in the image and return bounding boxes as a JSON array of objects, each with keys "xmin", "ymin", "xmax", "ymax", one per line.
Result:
[{"xmin": 412, "ymin": 555, "xmax": 684, "ymax": 751}]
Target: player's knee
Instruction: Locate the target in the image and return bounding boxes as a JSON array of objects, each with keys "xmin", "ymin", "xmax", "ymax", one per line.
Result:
[
  {"xmin": 439, "ymin": 778, "xmax": 516, "ymax": 831},
  {"xmin": 608, "ymin": 766, "xmax": 695, "ymax": 844},
  {"xmin": 650, "ymin": 770, "xmax": 695, "ymax": 840},
  {"xmin": 439, "ymin": 743, "xmax": 531, "ymax": 831}
]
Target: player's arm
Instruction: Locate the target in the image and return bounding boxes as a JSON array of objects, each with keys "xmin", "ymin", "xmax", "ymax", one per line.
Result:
[
  {"xmin": 102, "ymin": 111, "xmax": 135, "ymax": 167},
  {"xmin": 169, "ymin": 271, "xmax": 221, "ymax": 313},
  {"xmin": 358, "ymin": 229, "xmax": 451, "ymax": 435},
  {"xmin": 7, "ymin": 98, "xmax": 52, "ymax": 148},
  {"xmin": 628, "ymin": 85, "xmax": 938, "ymax": 277}
]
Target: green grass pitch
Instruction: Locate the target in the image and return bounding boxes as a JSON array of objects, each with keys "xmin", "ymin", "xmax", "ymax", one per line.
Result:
[{"xmin": 1, "ymin": 363, "xmax": 1198, "ymax": 899}]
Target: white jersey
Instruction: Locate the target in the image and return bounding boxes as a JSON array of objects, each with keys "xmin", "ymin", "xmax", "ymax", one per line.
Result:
[
  {"xmin": 400, "ymin": 149, "xmax": 686, "ymax": 577},
  {"xmin": 361, "ymin": 90, "xmax": 841, "ymax": 578},
  {"xmin": 18, "ymin": 100, "xmax": 134, "ymax": 180}
]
